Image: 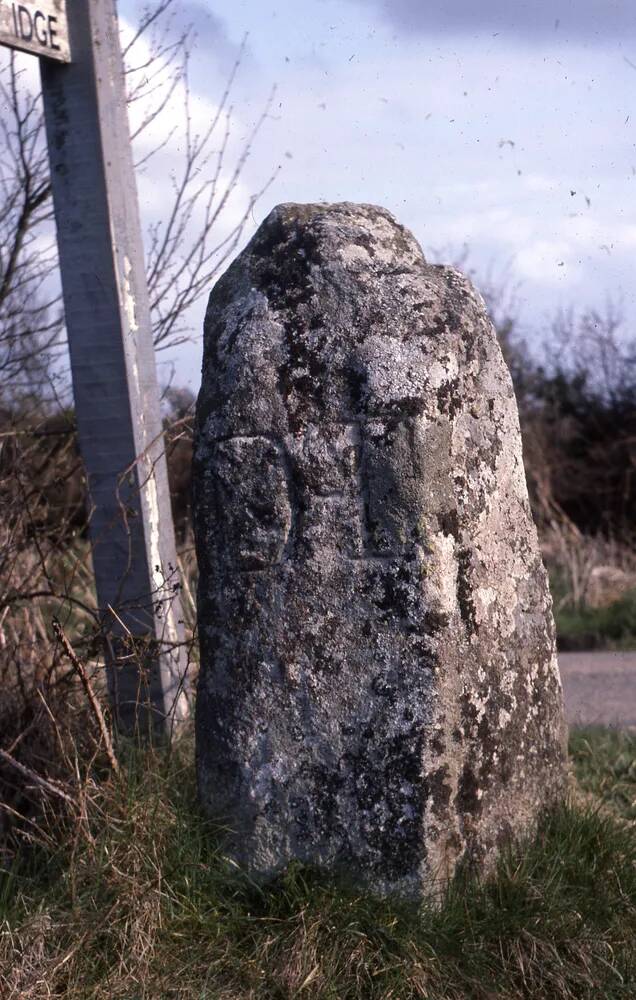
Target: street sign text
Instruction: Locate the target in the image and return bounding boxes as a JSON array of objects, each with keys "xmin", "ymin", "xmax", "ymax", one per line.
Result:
[{"xmin": 0, "ymin": 0, "xmax": 70, "ymax": 62}]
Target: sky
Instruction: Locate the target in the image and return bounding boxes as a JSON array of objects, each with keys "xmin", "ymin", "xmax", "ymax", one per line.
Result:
[{"xmin": 125, "ymin": 1, "xmax": 636, "ymax": 387}]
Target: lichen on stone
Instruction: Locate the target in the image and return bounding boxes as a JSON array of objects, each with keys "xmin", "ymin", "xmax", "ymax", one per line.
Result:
[{"xmin": 193, "ymin": 202, "xmax": 568, "ymax": 899}]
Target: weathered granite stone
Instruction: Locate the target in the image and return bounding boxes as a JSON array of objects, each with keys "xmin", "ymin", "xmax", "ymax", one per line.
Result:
[{"xmin": 193, "ymin": 202, "xmax": 568, "ymax": 898}]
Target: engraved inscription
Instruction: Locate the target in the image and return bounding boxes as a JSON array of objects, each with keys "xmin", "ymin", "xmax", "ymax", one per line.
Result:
[
  {"xmin": 214, "ymin": 420, "xmax": 421, "ymax": 570},
  {"xmin": 284, "ymin": 420, "xmax": 415, "ymax": 561}
]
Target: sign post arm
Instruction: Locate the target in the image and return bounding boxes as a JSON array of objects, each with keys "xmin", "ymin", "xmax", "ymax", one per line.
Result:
[{"xmin": 1, "ymin": 1, "xmax": 71, "ymax": 61}]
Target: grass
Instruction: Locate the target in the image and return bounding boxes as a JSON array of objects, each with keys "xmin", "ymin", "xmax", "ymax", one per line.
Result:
[
  {"xmin": 549, "ymin": 570, "xmax": 636, "ymax": 651},
  {"xmin": 555, "ymin": 589, "xmax": 636, "ymax": 651},
  {"xmin": 1, "ymin": 729, "xmax": 636, "ymax": 999},
  {"xmin": 570, "ymin": 726, "xmax": 636, "ymax": 822}
]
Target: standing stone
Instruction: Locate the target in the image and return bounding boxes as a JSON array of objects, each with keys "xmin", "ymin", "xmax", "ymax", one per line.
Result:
[{"xmin": 193, "ymin": 202, "xmax": 568, "ymax": 898}]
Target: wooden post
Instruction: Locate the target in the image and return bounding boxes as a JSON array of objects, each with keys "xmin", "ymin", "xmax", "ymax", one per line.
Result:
[{"xmin": 1, "ymin": 0, "xmax": 190, "ymax": 735}]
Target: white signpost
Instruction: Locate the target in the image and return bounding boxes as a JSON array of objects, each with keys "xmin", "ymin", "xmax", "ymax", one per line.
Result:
[
  {"xmin": 0, "ymin": 0, "xmax": 70, "ymax": 61},
  {"xmin": 1, "ymin": 0, "xmax": 189, "ymax": 736}
]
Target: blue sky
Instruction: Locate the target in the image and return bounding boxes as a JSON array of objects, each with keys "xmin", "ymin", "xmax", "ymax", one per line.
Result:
[{"xmin": 123, "ymin": 0, "xmax": 636, "ymax": 389}]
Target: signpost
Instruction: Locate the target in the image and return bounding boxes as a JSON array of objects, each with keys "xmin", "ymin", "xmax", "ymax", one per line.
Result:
[
  {"xmin": 0, "ymin": 0, "xmax": 70, "ymax": 61},
  {"xmin": 1, "ymin": 0, "xmax": 190, "ymax": 736}
]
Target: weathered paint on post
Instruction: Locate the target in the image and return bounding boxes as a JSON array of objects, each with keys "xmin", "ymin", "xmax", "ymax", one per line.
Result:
[
  {"xmin": 0, "ymin": 0, "xmax": 71, "ymax": 62},
  {"xmin": 39, "ymin": 0, "xmax": 189, "ymax": 734}
]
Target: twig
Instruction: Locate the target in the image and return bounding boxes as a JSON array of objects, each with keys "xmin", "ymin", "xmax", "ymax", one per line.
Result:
[
  {"xmin": 0, "ymin": 748, "xmax": 75, "ymax": 805},
  {"xmin": 52, "ymin": 619, "xmax": 120, "ymax": 775}
]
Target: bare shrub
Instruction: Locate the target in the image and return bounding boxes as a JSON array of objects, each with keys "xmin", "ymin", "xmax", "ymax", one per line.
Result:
[{"xmin": 542, "ymin": 520, "xmax": 636, "ymax": 613}]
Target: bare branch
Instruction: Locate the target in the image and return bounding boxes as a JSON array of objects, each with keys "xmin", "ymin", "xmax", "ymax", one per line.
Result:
[
  {"xmin": 52, "ymin": 619, "xmax": 119, "ymax": 775},
  {"xmin": 0, "ymin": 747, "xmax": 75, "ymax": 805}
]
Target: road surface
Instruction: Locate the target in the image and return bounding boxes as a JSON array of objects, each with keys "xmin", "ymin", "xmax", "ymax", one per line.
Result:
[{"xmin": 558, "ymin": 651, "xmax": 636, "ymax": 730}]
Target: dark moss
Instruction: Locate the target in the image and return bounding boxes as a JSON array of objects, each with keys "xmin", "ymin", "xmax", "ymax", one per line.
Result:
[
  {"xmin": 428, "ymin": 765, "xmax": 452, "ymax": 819},
  {"xmin": 439, "ymin": 508, "xmax": 460, "ymax": 539},
  {"xmin": 437, "ymin": 376, "xmax": 463, "ymax": 419},
  {"xmin": 355, "ymin": 729, "xmax": 427, "ymax": 880},
  {"xmin": 456, "ymin": 546, "xmax": 477, "ymax": 633},
  {"xmin": 456, "ymin": 762, "xmax": 482, "ymax": 817}
]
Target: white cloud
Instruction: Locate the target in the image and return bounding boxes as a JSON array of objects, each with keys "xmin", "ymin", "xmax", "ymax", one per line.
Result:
[
  {"xmin": 515, "ymin": 241, "xmax": 582, "ymax": 284},
  {"xmin": 117, "ymin": 15, "xmax": 256, "ymax": 371},
  {"xmin": 523, "ymin": 174, "xmax": 558, "ymax": 193},
  {"xmin": 115, "ymin": 0, "xmax": 636, "ymax": 379}
]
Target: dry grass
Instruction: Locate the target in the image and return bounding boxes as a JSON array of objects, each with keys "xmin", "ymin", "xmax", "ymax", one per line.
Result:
[
  {"xmin": 1, "ymin": 729, "xmax": 636, "ymax": 1000},
  {"xmin": 0, "ymin": 528, "xmax": 198, "ymax": 862},
  {"xmin": 541, "ymin": 524, "xmax": 636, "ymax": 650},
  {"xmin": 542, "ymin": 524, "xmax": 636, "ymax": 611}
]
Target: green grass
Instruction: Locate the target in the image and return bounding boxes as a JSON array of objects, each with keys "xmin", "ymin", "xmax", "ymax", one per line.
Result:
[
  {"xmin": 553, "ymin": 586, "xmax": 636, "ymax": 652},
  {"xmin": 2, "ymin": 730, "xmax": 636, "ymax": 999},
  {"xmin": 570, "ymin": 726, "xmax": 636, "ymax": 821}
]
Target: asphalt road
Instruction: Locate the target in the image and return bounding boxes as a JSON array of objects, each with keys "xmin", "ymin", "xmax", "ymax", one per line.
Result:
[{"xmin": 559, "ymin": 651, "xmax": 636, "ymax": 730}]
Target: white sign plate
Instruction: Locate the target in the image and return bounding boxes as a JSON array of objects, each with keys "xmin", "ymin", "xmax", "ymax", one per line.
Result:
[{"xmin": 0, "ymin": 0, "xmax": 70, "ymax": 62}]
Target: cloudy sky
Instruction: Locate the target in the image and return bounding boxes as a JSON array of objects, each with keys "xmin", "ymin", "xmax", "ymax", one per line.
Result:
[{"xmin": 121, "ymin": 0, "xmax": 636, "ymax": 388}]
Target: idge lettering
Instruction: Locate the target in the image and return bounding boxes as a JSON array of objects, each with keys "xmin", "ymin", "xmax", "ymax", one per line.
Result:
[{"xmin": 11, "ymin": 4, "xmax": 60, "ymax": 51}]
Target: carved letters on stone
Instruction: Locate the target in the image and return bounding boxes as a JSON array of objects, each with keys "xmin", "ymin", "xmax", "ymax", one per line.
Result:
[{"xmin": 210, "ymin": 422, "xmax": 423, "ymax": 572}]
